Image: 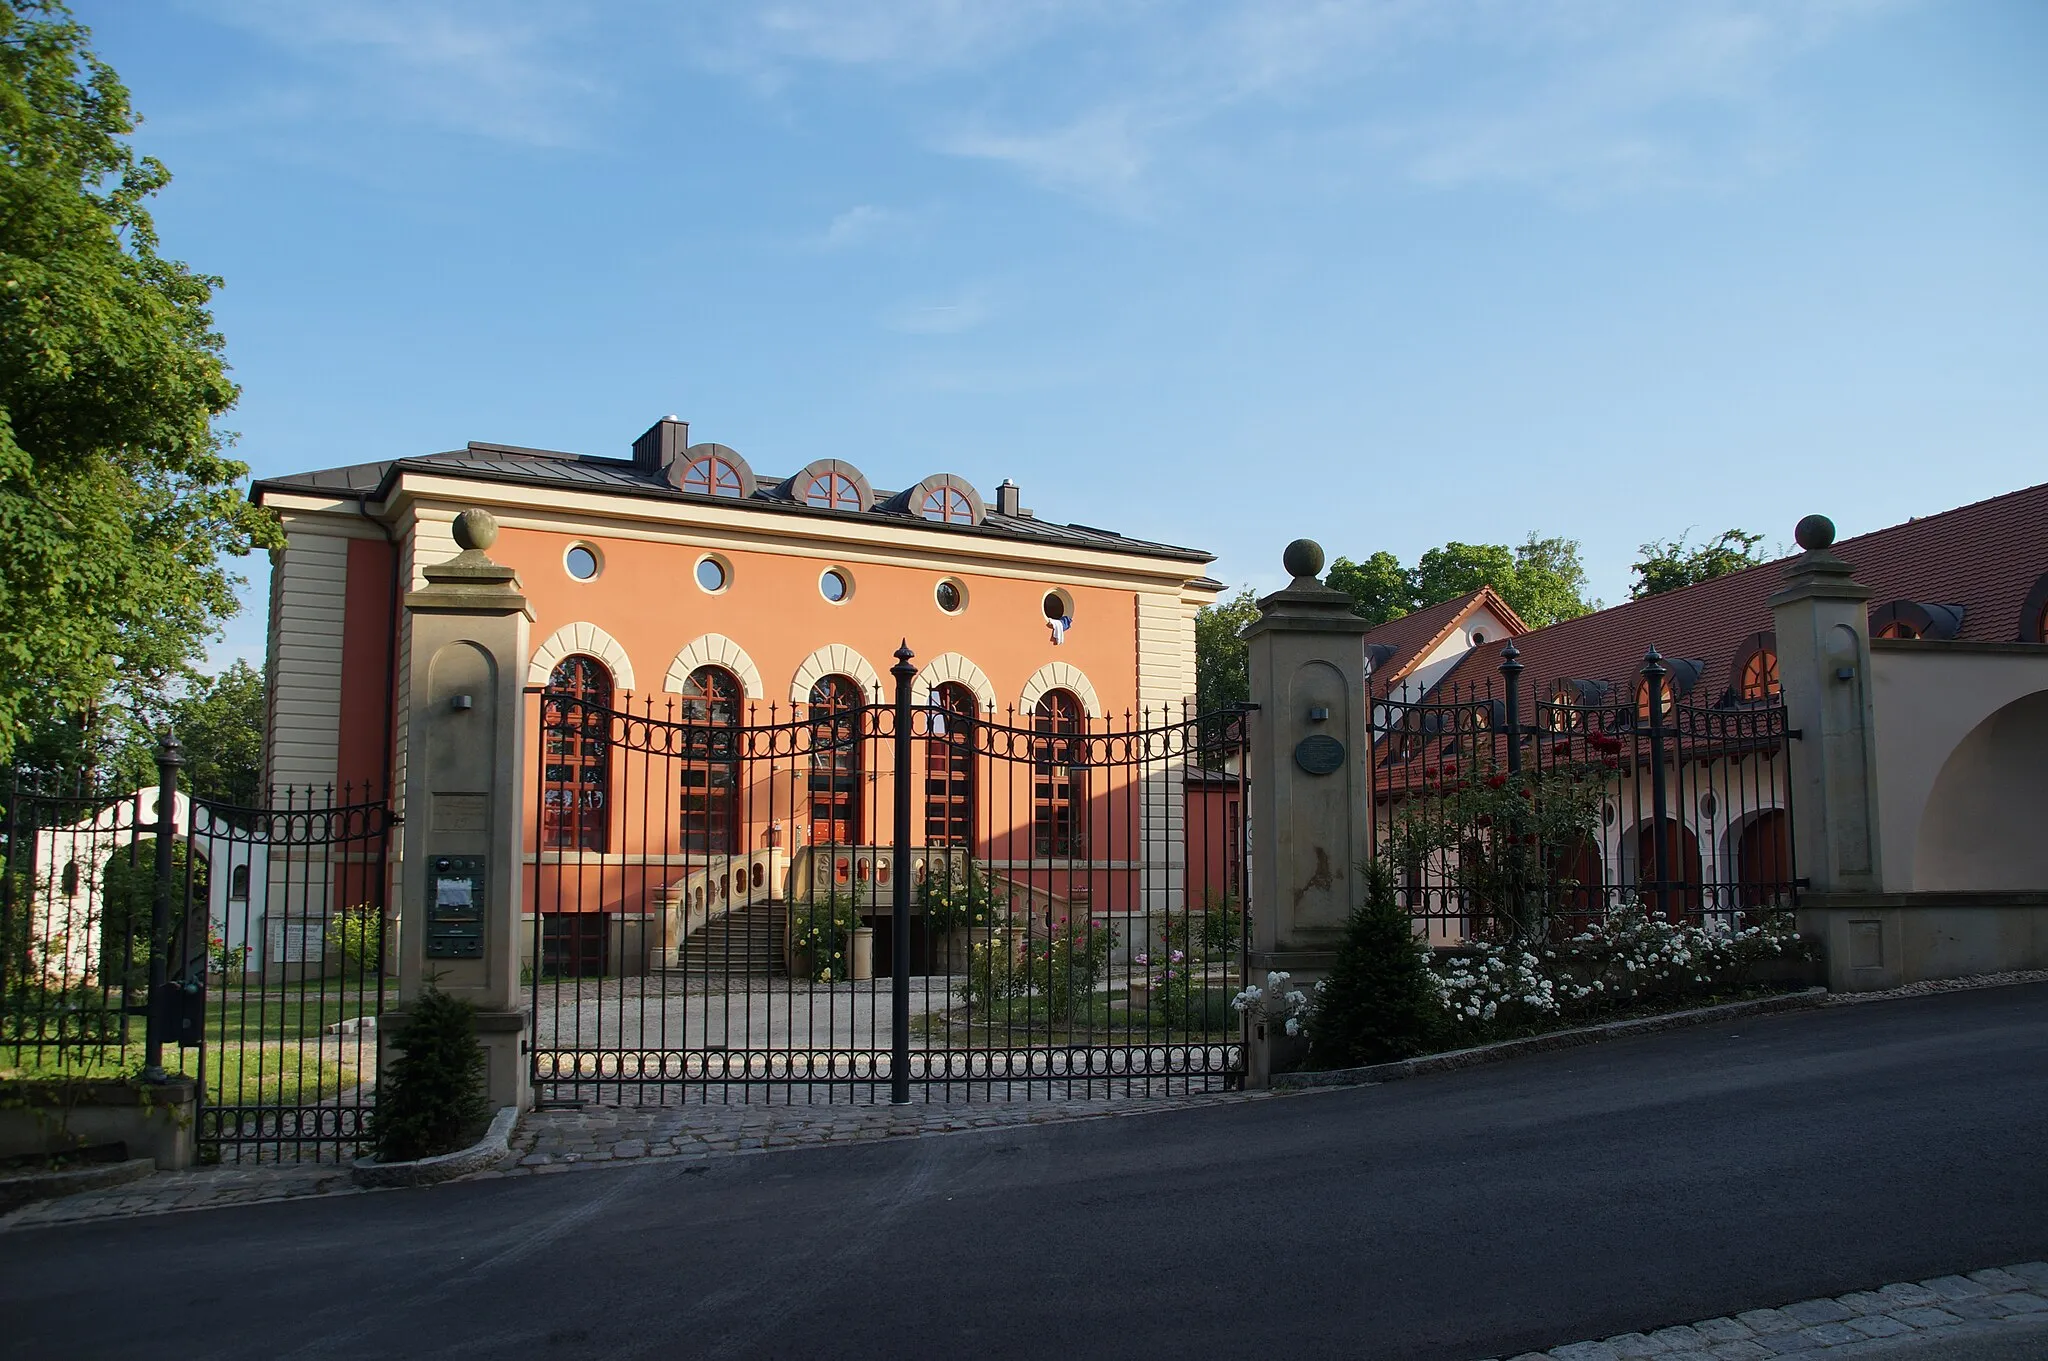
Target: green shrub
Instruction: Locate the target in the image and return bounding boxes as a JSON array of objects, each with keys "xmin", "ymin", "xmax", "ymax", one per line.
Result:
[
  {"xmin": 1027, "ymin": 918, "xmax": 1115, "ymax": 1023},
  {"xmin": 369, "ymin": 986, "xmax": 489, "ymax": 1163},
  {"xmin": 1197, "ymin": 893, "xmax": 1243, "ymax": 961},
  {"xmin": 326, "ymin": 906, "xmax": 383, "ymax": 977},
  {"xmin": 959, "ymin": 937, "xmax": 1026, "ymax": 1011},
  {"xmin": 917, "ymin": 862, "xmax": 1007, "ymax": 934},
  {"xmin": 791, "ymin": 893, "xmax": 861, "ymax": 983},
  {"xmin": 1311, "ymin": 861, "xmax": 1443, "ymax": 1067}
]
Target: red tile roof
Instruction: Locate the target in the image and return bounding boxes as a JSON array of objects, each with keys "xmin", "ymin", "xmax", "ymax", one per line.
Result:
[{"xmin": 1445, "ymin": 482, "xmax": 2048, "ymax": 713}]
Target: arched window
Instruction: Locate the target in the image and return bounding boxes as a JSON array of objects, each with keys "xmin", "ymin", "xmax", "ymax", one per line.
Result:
[
  {"xmin": 678, "ymin": 666, "xmax": 742, "ymax": 854},
  {"xmin": 802, "ymin": 472, "xmax": 862, "ymax": 513},
  {"xmin": 1634, "ymin": 676, "xmax": 1676, "ymax": 728},
  {"xmin": 924, "ymin": 682, "xmax": 977, "ymax": 847},
  {"xmin": 680, "ymin": 454, "xmax": 744, "ymax": 498},
  {"xmin": 60, "ymin": 860, "xmax": 79, "ymax": 897},
  {"xmin": 808, "ymin": 675, "xmax": 864, "ymax": 844},
  {"xmin": 921, "ymin": 487, "xmax": 973, "ymax": 524},
  {"xmin": 543, "ymin": 655, "xmax": 612, "ymax": 852},
  {"xmin": 229, "ymin": 864, "xmax": 250, "ymax": 900},
  {"xmin": 1874, "ymin": 620, "xmax": 1919, "ymax": 641},
  {"xmin": 1032, "ymin": 689, "xmax": 1088, "ymax": 857},
  {"xmin": 1738, "ymin": 649, "xmax": 1780, "ymax": 701}
]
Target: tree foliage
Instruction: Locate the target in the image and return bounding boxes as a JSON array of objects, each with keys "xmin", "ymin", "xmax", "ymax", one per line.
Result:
[
  {"xmin": 369, "ymin": 986, "xmax": 490, "ymax": 1163},
  {"xmin": 164, "ymin": 660, "xmax": 265, "ymax": 802},
  {"xmin": 2, "ymin": 660, "xmax": 266, "ymax": 799},
  {"xmin": 1630, "ymin": 528, "xmax": 1767, "ymax": 599},
  {"xmin": 0, "ymin": 1, "xmax": 279, "ymax": 763},
  {"xmin": 1328, "ymin": 534, "xmax": 1596, "ymax": 632},
  {"xmin": 1192, "ymin": 587, "xmax": 1258, "ymax": 713}
]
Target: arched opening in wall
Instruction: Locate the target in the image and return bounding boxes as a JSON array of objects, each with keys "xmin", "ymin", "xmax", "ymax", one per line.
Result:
[
  {"xmin": 1734, "ymin": 809, "xmax": 1792, "ymax": 915},
  {"xmin": 1547, "ymin": 835, "xmax": 1606, "ymax": 934},
  {"xmin": 678, "ymin": 665, "xmax": 743, "ymax": 854},
  {"xmin": 229, "ymin": 863, "xmax": 250, "ymax": 900},
  {"xmin": 543, "ymin": 655, "xmax": 613, "ymax": 853},
  {"xmin": 98, "ymin": 838, "xmax": 209, "ymax": 993},
  {"xmin": 1032, "ymin": 689, "xmax": 1088, "ymax": 858},
  {"xmin": 1913, "ymin": 689, "xmax": 2048, "ymax": 891},
  {"xmin": 808, "ymin": 675, "xmax": 864, "ymax": 845},
  {"xmin": 1624, "ymin": 818, "xmax": 1702, "ymax": 921},
  {"xmin": 924, "ymin": 682, "xmax": 977, "ymax": 848}
]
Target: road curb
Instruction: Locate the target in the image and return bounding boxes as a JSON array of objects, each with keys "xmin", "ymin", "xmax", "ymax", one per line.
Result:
[
  {"xmin": 1272, "ymin": 987, "xmax": 1829, "ymax": 1092},
  {"xmin": 0, "ymin": 1157, "xmax": 155, "ymax": 1214},
  {"xmin": 350, "ymin": 1106, "xmax": 518, "ymax": 1188}
]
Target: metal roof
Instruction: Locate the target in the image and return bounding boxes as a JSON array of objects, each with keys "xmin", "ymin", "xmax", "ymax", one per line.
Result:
[{"xmin": 253, "ymin": 444, "xmax": 1215, "ymax": 565}]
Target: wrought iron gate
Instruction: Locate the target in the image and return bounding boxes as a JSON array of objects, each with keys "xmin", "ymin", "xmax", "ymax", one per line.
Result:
[
  {"xmin": 1, "ymin": 749, "xmax": 393, "ymax": 1163},
  {"xmin": 1369, "ymin": 645, "xmax": 1796, "ymax": 943},
  {"xmin": 530, "ymin": 645, "xmax": 1248, "ymax": 1104}
]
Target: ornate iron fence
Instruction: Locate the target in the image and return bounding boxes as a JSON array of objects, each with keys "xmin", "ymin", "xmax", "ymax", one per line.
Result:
[
  {"xmin": 0, "ymin": 747, "xmax": 393, "ymax": 1164},
  {"xmin": 530, "ymin": 645, "xmax": 1248, "ymax": 1104},
  {"xmin": 1369, "ymin": 646, "xmax": 1796, "ymax": 943}
]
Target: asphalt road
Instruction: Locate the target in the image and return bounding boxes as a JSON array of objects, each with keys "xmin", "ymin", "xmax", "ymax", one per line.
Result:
[{"xmin": 5, "ymin": 985, "xmax": 2044, "ymax": 1361}]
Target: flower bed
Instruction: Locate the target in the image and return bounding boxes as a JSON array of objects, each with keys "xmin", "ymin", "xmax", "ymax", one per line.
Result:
[{"xmin": 1237, "ymin": 904, "xmax": 1816, "ymax": 1066}]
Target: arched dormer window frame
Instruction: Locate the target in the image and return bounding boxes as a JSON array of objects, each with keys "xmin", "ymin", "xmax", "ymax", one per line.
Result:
[
  {"xmin": 2014, "ymin": 573, "xmax": 2048, "ymax": 644},
  {"xmin": 675, "ymin": 442, "xmax": 757, "ymax": 500},
  {"xmin": 891, "ymin": 473, "xmax": 986, "ymax": 527},
  {"xmin": 1729, "ymin": 630, "xmax": 1781, "ymax": 703},
  {"xmin": 782, "ymin": 459, "xmax": 873, "ymax": 514},
  {"xmin": 1870, "ymin": 599, "xmax": 1964, "ymax": 642}
]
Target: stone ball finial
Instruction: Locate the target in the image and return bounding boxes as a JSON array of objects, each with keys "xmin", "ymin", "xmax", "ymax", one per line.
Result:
[
  {"xmin": 1794, "ymin": 514, "xmax": 1835, "ymax": 552},
  {"xmin": 1282, "ymin": 538, "xmax": 1325, "ymax": 582},
  {"xmin": 452, "ymin": 508, "xmax": 499, "ymax": 553}
]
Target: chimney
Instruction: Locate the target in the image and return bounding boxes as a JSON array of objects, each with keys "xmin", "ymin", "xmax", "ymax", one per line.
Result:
[
  {"xmin": 632, "ymin": 415, "xmax": 689, "ymax": 474},
  {"xmin": 995, "ymin": 479, "xmax": 1022, "ymax": 517}
]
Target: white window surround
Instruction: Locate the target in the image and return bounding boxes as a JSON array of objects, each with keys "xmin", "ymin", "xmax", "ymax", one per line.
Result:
[
  {"xmin": 528, "ymin": 621, "xmax": 636, "ymax": 691},
  {"xmin": 910, "ymin": 653, "xmax": 997, "ymax": 712},
  {"xmin": 1019, "ymin": 661, "xmax": 1102, "ymax": 719},
  {"xmin": 664, "ymin": 634, "xmax": 765, "ymax": 700},
  {"xmin": 789, "ymin": 644, "xmax": 883, "ymax": 704}
]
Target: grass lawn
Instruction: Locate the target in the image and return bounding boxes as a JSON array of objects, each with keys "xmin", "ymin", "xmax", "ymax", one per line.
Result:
[{"xmin": 920, "ymin": 988, "xmax": 1242, "ymax": 1046}]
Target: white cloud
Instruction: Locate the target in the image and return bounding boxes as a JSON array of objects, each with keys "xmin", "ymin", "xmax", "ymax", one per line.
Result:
[
  {"xmin": 697, "ymin": 0, "xmax": 1909, "ymax": 204},
  {"xmin": 819, "ymin": 204, "xmax": 911, "ymax": 249},
  {"xmin": 883, "ymin": 291, "xmax": 993, "ymax": 334},
  {"xmin": 186, "ymin": 0, "xmax": 616, "ymax": 148}
]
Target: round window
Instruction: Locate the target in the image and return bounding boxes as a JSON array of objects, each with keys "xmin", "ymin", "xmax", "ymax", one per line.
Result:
[
  {"xmin": 1042, "ymin": 590, "xmax": 1071, "ymax": 621},
  {"xmin": 565, "ymin": 545, "xmax": 600, "ymax": 581},
  {"xmin": 935, "ymin": 579, "xmax": 965, "ymax": 614},
  {"xmin": 695, "ymin": 556, "xmax": 728, "ymax": 593},
  {"xmin": 821, "ymin": 568, "xmax": 851, "ymax": 603}
]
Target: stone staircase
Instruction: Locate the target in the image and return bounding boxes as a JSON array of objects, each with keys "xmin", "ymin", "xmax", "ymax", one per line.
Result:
[{"xmin": 666, "ymin": 901, "xmax": 787, "ymax": 977}]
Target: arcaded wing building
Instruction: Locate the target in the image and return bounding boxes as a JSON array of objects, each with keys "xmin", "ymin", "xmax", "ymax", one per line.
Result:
[{"xmin": 252, "ymin": 417, "xmax": 1225, "ymax": 973}]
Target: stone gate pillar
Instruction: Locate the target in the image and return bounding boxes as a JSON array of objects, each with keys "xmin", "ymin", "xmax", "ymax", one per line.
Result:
[
  {"xmin": 392, "ymin": 508, "xmax": 534, "ymax": 1112},
  {"xmin": 1768, "ymin": 514, "xmax": 1887, "ymax": 987},
  {"xmin": 1242, "ymin": 539, "xmax": 1372, "ymax": 1086}
]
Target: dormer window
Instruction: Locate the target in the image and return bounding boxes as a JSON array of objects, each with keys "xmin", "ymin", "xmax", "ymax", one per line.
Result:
[
  {"xmin": 922, "ymin": 487, "xmax": 973, "ymax": 524},
  {"xmin": 2025, "ymin": 574, "xmax": 2048, "ymax": 644},
  {"xmin": 1739, "ymin": 649, "xmax": 1780, "ymax": 701},
  {"xmin": 1870, "ymin": 600, "xmax": 1964, "ymax": 641},
  {"xmin": 1634, "ymin": 676, "xmax": 1676, "ymax": 727},
  {"xmin": 681, "ymin": 454, "xmax": 744, "ymax": 498},
  {"xmin": 804, "ymin": 472, "xmax": 861, "ymax": 512},
  {"xmin": 1730, "ymin": 631, "xmax": 1780, "ymax": 703}
]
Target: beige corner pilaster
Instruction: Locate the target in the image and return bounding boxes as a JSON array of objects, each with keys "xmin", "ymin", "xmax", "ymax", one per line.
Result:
[
  {"xmin": 392, "ymin": 508, "xmax": 535, "ymax": 1112},
  {"xmin": 1241, "ymin": 540, "xmax": 1372, "ymax": 1086}
]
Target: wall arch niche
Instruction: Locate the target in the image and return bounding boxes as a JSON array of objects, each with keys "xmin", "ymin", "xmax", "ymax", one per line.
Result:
[{"xmin": 1914, "ymin": 689, "xmax": 2048, "ymax": 891}]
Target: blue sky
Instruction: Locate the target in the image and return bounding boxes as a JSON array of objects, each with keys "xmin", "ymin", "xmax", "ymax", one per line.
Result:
[{"xmin": 79, "ymin": 1, "xmax": 2048, "ymax": 672}]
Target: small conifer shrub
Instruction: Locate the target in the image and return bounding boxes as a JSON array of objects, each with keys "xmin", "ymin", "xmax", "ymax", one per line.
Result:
[
  {"xmin": 1312, "ymin": 860, "xmax": 1443, "ymax": 1068},
  {"xmin": 369, "ymin": 986, "xmax": 489, "ymax": 1162}
]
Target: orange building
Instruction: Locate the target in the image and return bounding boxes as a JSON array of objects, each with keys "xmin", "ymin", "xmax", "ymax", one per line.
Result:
[{"xmin": 253, "ymin": 417, "xmax": 1225, "ymax": 974}]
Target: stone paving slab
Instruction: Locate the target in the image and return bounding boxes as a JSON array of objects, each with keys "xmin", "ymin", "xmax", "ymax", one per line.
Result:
[{"xmin": 1481, "ymin": 1264, "xmax": 2048, "ymax": 1361}]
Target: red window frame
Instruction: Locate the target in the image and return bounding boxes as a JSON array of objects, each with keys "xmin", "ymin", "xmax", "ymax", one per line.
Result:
[
  {"xmin": 924, "ymin": 682, "xmax": 977, "ymax": 848},
  {"xmin": 1031, "ymin": 689, "xmax": 1088, "ymax": 858},
  {"xmin": 921, "ymin": 487, "xmax": 973, "ymax": 524},
  {"xmin": 678, "ymin": 665, "xmax": 743, "ymax": 854},
  {"xmin": 543, "ymin": 655, "xmax": 612, "ymax": 852},
  {"xmin": 808, "ymin": 675, "xmax": 864, "ymax": 844},
  {"xmin": 803, "ymin": 473, "xmax": 862, "ymax": 512},
  {"xmin": 681, "ymin": 456, "xmax": 743, "ymax": 498}
]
